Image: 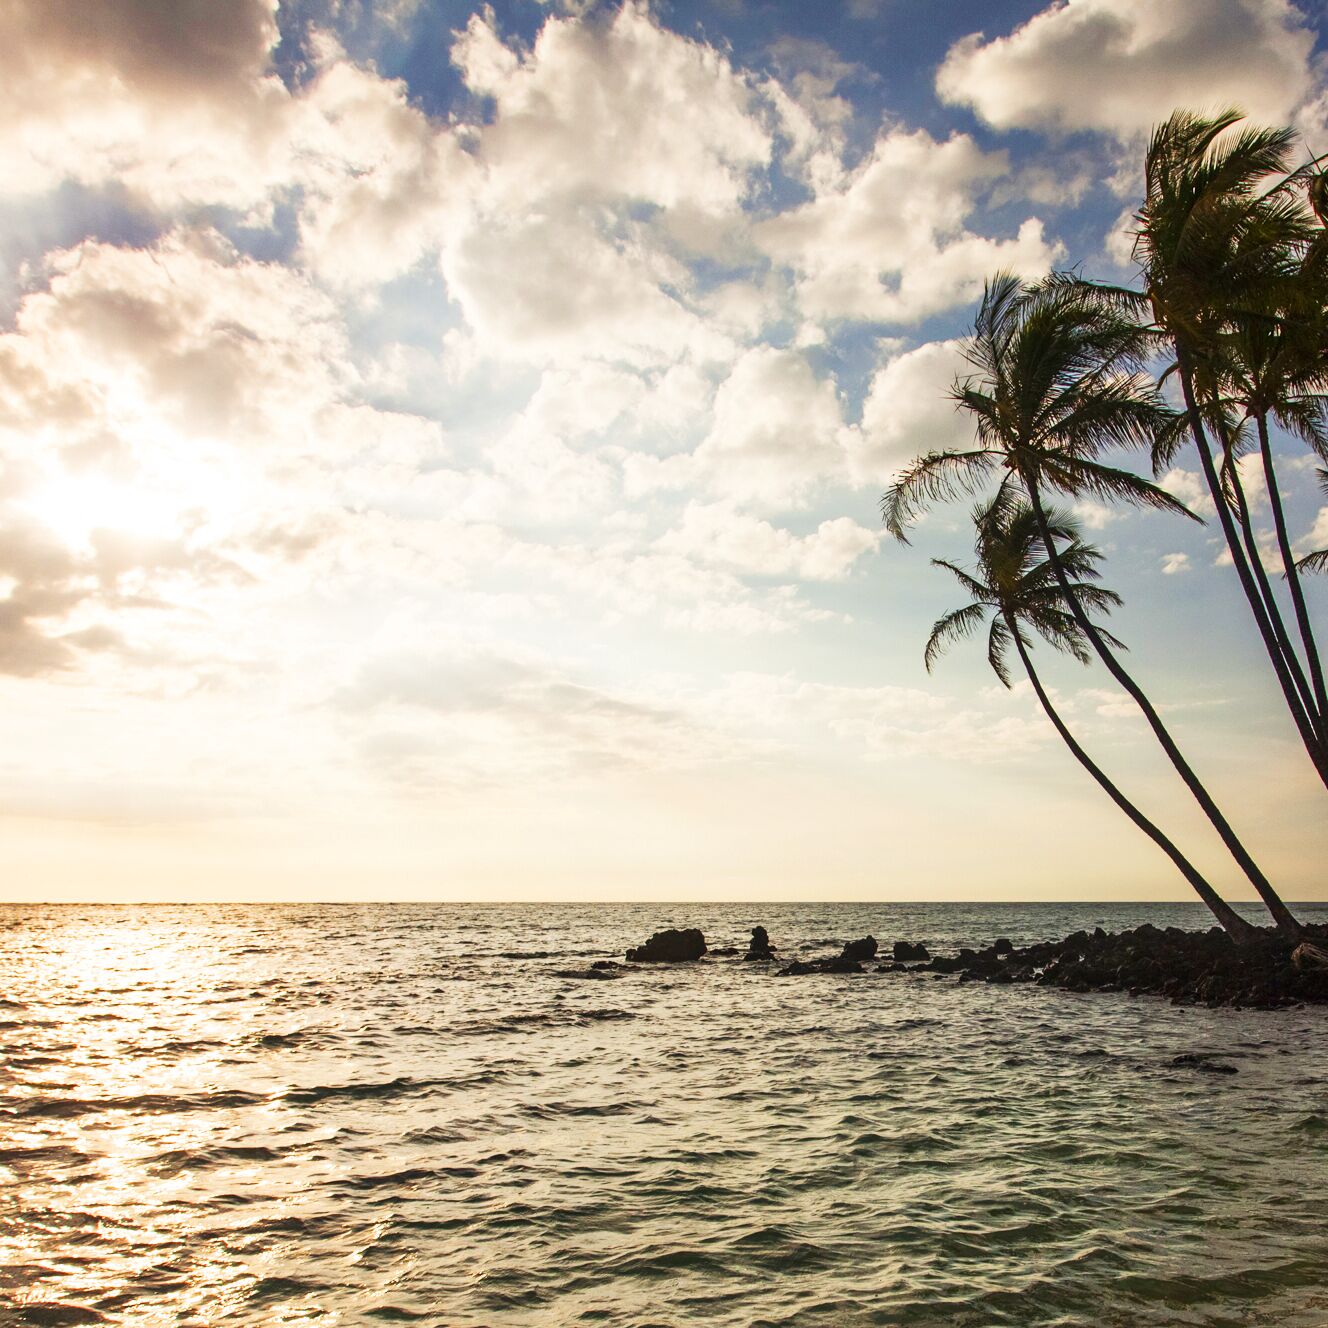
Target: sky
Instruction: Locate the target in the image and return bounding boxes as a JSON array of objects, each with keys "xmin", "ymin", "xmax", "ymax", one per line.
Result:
[{"xmin": 1, "ymin": 0, "xmax": 1326, "ymax": 903}]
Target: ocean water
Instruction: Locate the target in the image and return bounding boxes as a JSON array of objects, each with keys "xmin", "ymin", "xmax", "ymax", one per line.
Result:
[{"xmin": 3, "ymin": 901, "xmax": 1327, "ymax": 1328}]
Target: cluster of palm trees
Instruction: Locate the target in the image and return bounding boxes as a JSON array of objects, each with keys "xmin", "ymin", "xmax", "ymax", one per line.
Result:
[{"xmin": 885, "ymin": 111, "xmax": 1327, "ymax": 943}]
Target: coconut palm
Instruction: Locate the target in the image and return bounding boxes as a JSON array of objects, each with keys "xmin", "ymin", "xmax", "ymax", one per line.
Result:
[
  {"xmin": 927, "ymin": 491, "xmax": 1259, "ymax": 941},
  {"xmin": 1132, "ymin": 109, "xmax": 1328, "ymax": 784},
  {"xmin": 1207, "ymin": 269, "xmax": 1328, "ymax": 737},
  {"xmin": 884, "ymin": 272, "xmax": 1302, "ymax": 937}
]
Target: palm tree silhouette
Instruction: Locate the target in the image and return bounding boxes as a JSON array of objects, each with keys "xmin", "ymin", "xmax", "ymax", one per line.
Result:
[
  {"xmin": 1131, "ymin": 109, "xmax": 1328, "ymax": 786},
  {"xmin": 884, "ymin": 273, "xmax": 1301, "ymax": 937},
  {"xmin": 927, "ymin": 492, "xmax": 1257, "ymax": 939}
]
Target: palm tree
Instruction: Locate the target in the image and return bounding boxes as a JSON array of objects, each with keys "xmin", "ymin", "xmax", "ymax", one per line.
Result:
[
  {"xmin": 927, "ymin": 491, "xmax": 1259, "ymax": 941},
  {"xmin": 1131, "ymin": 109, "xmax": 1328, "ymax": 785},
  {"xmin": 1208, "ymin": 272, "xmax": 1328, "ymax": 738},
  {"xmin": 884, "ymin": 273, "xmax": 1302, "ymax": 937}
]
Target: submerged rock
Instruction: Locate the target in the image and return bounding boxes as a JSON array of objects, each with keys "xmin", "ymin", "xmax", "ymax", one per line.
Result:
[
  {"xmin": 625, "ymin": 928, "xmax": 706, "ymax": 963},
  {"xmin": 1172, "ymin": 1052, "xmax": 1238, "ymax": 1075},
  {"xmin": 554, "ymin": 968, "xmax": 620, "ymax": 981}
]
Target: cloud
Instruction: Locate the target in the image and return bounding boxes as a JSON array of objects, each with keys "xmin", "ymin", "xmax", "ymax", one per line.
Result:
[
  {"xmin": 1158, "ymin": 467, "xmax": 1216, "ymax": 517},
  {"xmin": 294, "ymin": 60, "xmax": 475, "ymax": 288},
  {"xmin": 0, "ymin": 227, "xmax": 445, "ymax": 675},
  {"xmin": 849, "ymin": 340, "xmax": 972, "ymax": 486},
  {"xmin": 1072, "ymin": 500, "xmax": 1117, "ymax": 531},
  {"xmin": 700, "ymin": 673, "xmax": 1054, "ymax": 763},
  {"xmin": 1161, "ymin": 552, "xmax": 1192, "ymax": 575},
  {"xmin": 0, "ymin": 0, "xmax": 295, "ymax": 207},
  {"xmin": 454, "ymin": 3, "xmax": 771, "ymax": 215},
  {"xmin": 755, "ymin": 127, "xmax": 1060, "ymax": 324},
  {"xmin": 936, "ymin": 0, "xmax": 1319, "ymax": 139},
  {"xmin": 692, "ymin": 347, "xmax": 848, "ymax": 509},
  {"xmin": 335, "ymin": 646, "xmax": 740, "ymax": 785},
  {"xmin": 656, "ymin": 503, "xmax": 879, "ymax": 581}
]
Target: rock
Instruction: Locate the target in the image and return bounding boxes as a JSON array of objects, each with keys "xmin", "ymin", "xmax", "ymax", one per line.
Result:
[
  {"xmin": 555, "ymin": 968, "xmax": 620, "ymax": 981},
  {"xmin": 776, "ymin": 956, "xmax": 864, "ymax": 977},
  {"xmin": 590, "ymin": 960, "xmax": 620, "ymax": 971},
  {"xmin": 625, "ymin": 928, "xmax": 706, "ymax": 963},
  {"xmin": 893, "ymin": 940, "xmax": 930, "ymax": 962},
  {"xmin": 993, "ymin": 937, "xmax": 1013, "ymax": 957},
  {"xmin": 709, "ymin": 946, "xmax": 741, "ymax": 957},
  {"xmin": 840, "ymin": 936, "xmax": 878, "ymax": 962},
  {"xmin": 744, "ymin": 925, "xmax": 776, "ymax": 961}
]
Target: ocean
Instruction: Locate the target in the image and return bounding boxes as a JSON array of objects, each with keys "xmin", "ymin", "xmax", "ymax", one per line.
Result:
[{"xmin": 3, "ymin": 900, "xmax": 1327, "ymax": 1327}]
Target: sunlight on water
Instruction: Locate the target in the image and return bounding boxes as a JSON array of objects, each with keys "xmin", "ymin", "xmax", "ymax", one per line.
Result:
[{"xmin": 2, "ymin": 902, "xmax": 1327, "ymax": 1326}]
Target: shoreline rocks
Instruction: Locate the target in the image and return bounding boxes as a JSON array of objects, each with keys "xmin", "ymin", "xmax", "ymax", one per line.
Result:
[
  {"xmin": 880, "ymin": 922, "xmax": 1328, "ymax": 1009},
  {"xmin": 607, "ymin": 921, "xmax": 1328, "ymax": 1008}
]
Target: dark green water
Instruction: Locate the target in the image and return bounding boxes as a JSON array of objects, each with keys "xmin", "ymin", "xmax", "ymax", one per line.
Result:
[{"xmin": 3, "ymin": 901, "xmax": 1327, "ymax": 1326}]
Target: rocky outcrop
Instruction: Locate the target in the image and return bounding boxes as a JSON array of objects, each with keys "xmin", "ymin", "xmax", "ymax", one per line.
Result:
[
  {"xmin": 907, "ymin": 922, "xmax": 1328, "ymax": 1008},
  {"xmin": 840, "ymin": 936, "xmax": 877, "ymax": 962},
  {"xmin": 625, "ymin": 928, "xmax": 706, "ymax": 963},
  {"xmin": 892, "ymin": 940, "xmax": 929, "ymax": 962},
  {"xmin": 744, "ymin": 926, "xmax": 776, "ymax": 961}
]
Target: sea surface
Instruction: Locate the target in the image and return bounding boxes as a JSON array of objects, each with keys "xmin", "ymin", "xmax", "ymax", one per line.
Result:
[{"xmin": 3, "ymin": 901, "xmax": 1327, "ymax": 1328}]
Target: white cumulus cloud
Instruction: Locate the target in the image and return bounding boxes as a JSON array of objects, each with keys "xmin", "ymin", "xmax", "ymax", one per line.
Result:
[{"xmin": 937, "ymin": 0, "xmax": 1319, "ymax": 139}]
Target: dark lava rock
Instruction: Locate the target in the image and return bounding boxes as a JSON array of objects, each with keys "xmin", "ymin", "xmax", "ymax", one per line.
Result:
[
  {"xmin": 590, "ymin": 960, "xmax": 620, "ymax": 971},
  {"xmin": 555, "ymin": 968, "xmax": 620, "ymax": 981},
  {"xmin": 709, "ymin": 946, "xmax": 741, "ymax": 957},
  {"xmin": 841, "ymin": 936, "xmax": 878, "ymax": 962},
  {"xmin": 777, "ymin": 956, "xmax": 865, "ymax": 977},
  {"xmin": 893, "ymin": 940, "xmax": 930, "ymax": 962},
  {"xmin": 745, "ymin": 925, "xmax": 776, "ymax": 961},
  {"xmin": 904, "ymin": 920, "xmax": 1328, "ymax": 1009},
  {"xmin": 625, "ymin": 928, "xmax": 706, "ymax": 963}
]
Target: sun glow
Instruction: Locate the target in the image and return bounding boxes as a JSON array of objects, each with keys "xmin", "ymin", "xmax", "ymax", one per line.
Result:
[{"xmin": 20, "ymin": 448, "xmax": 251, "ymax": 552}]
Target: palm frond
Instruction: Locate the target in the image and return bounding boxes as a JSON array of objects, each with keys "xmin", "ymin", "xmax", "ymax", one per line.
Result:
[
  {"xmin": 924, "ymin": 601, "xmax": 988, "ymax": 673},
  {"xmin": 882, "ymin": 449, "xmax": 997, "ymax": 541}
]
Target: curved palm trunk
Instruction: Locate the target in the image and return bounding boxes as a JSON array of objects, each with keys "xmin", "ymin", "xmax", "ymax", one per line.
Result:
[
  {"xmin": 1257, "ymin": 411, "xmax": 1328, "ymax": 723},
  {"xmin": 1179, "ymin": 360, "xmax": 1328, "ymax": 787},
  {"xmin": 1228, "ymin": 459, "xmax": 1325, "ymax": 737},
  {"xmin": 1007, "ymin": 616, "xmax": 1260, "ymax": 943},
  {"xmin": 1021, "ymin": 468, "xmax": 1303, "ymax": 938}
]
